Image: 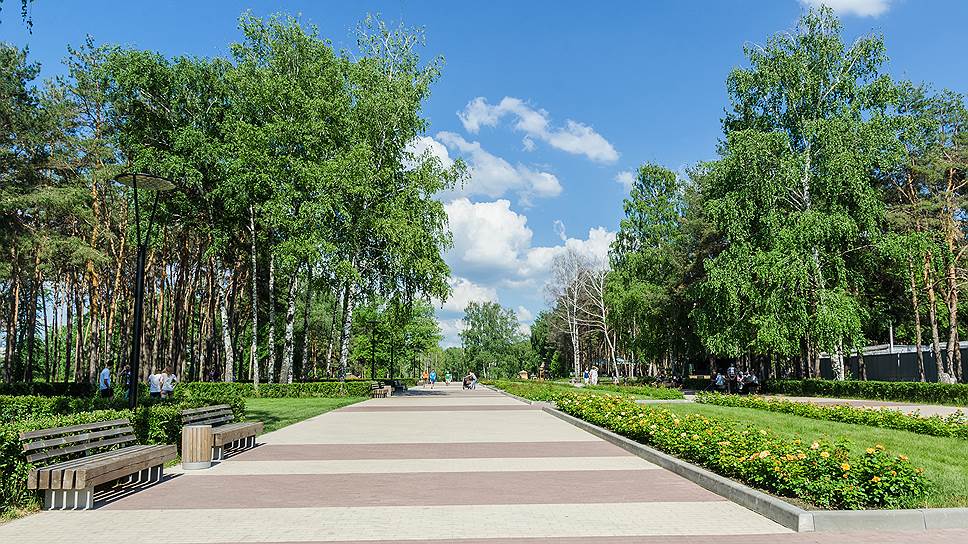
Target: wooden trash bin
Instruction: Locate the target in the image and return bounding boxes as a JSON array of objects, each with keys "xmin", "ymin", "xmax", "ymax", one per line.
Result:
[{"xmin": 181, "ymin": 424, "xmax": 214, "ymax": 470}]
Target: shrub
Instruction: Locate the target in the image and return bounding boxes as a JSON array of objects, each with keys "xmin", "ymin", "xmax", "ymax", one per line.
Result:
[
  {"xmin": 487, "ymin": 379, "xmax": 684, "ymax": 400},
  {"xmin": 764, "ymin": 379, "xmax": 968, "ymax": 406},
  {"xmin": 552, "ymin": 393, "xmax": 928, "ymax": 510},
  {"xmin": 696, "ymin": 393, "xmax": 968, "ymax": 440},
  {"xmin": 0, "ymin": 382, "xmax": 95, "ymax": 397},
  {"xmin": 583, "ymin": 383, "xmax": 684, "ymax": 400},
  {"xmin": 177, "ymin": 380, "xmax": 372, "ymax": 399}
]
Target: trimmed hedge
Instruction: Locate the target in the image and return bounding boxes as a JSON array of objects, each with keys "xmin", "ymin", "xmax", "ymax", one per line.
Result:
[
  {"xmin": 582, "ymin": 383, "xmax": 684, "ymax": 400},
  {"xmin": 0, "ymin": 395, "xmax": 123, "ymax": 423},
  {"xmin": 489, "ymin": 382, "xmax": 930, "ymax": 509},
  {"xmin": 0, "ymin": 382, "xmax": 96, "ymax": 397},
  {"xmin": 177, "ymin": 381, "xmax": 374, "ymax": 399},
  {"xmin": 488, "ymin": 380, "xmax": 683, "ymax": 401},
  {"xmin": 764, "ymin": 379, "xmax": 968, "ymax": 406},
  {"xmin": 697, "ymin": 393, "xmax": 968, "ymax": 440}
]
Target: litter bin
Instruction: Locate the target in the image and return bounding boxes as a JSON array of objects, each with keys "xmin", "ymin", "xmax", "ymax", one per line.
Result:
[{"xmin": 181, "ymin": 424, "xmax": 213, "ymax": 470}]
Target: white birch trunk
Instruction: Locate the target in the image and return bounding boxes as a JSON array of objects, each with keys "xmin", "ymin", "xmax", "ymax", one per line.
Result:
[
  {"xmin": 280, "ymin": 274, "xmax": 299, "ymax": 384},
  {"xmin": 220, "ymin": 268, "xmax": 235, "ymax": 382},
  {"xmin": 249, "ymin": 208, "xmax": 260, "ymax": 391}
]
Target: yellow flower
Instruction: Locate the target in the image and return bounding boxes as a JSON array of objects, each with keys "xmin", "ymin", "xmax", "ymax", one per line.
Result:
[
  {"xmin": 889, "ymin": 470, "xmax": 897, "ymax": 476},
  {"xmin": 871, "ymin": 476, "xmax": 881, "ymax": 483},
  {"xmin": 797, "ymin": 453, "xmax": 806, "ymax": 460},
  {"xmin": 820, "ymin": 451, "xmax": 830, "ymax": 458},
  {"xmin": 749, "ymin": 454, "xmax": 758, "ymax": 461},
  {"xmin": 758, "ymin": 450, "xmax": 771, "ymax": 459},
  {"xmin": 866, "ymin": 448, "xmax": 875, "ymax": 454},
  {"xmin": 759, "ymin": 429, "xmax": 767, "ymax": 436},
  {"xmin": 811, "ymin": 442, "xmax": 820, "ymax": 450},
  {"xmin": 876, "ymin": 444, "xmax": 884, "ymax": 450},
  {"xmin": 899, "ymin": 455, "xmax": 909, "ymax": 461},
  {"xmin": 843, "ymin": 474, "xmax": 849, "ymax": 479},
  {"xmin": 692, "ymin": 434, "xmax": 700, "ymax": 440},
  {"xmin": 841, "ymin": 463, "xmax": 850, "ymax": 471}
]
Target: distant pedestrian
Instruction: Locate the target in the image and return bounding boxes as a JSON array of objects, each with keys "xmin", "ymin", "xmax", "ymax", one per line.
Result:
[
  {"xmin": 445, "ymin": 371, "xmax": 452, "ymax": 385},
  {"xmin": 582, "ymin": 369, "xmax": 589, "ymax": 384},
  {"xmin": 421, "ymin": 369, "xmax": 430, "ymax": 387},
  {"xmin": 429, "ymin": 369, "xmax": 437, "ymax": 389},
  {"xmin": 589, "ymin": 366, "xmax": 599, "ymax": 386},
  {"xmin": 726, "ymin": 364, "xmax": 737, "ymax": 394},
  {"xmin": 148, "ymin": 372, "xmax": 162, "ymax": 399},
  {"xmin": 98, "ymin": 365, "xmax": 113, "ymax": 398},
  {"xmin": 161, "ymin": 367, "xmax": 177, "ymax": 399},
  {"xmin": 715, "ymin": 372, "xmax": 726, "ymax": 393}
]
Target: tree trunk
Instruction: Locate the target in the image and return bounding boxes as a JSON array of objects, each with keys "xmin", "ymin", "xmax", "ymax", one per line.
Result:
[
  {"xmin": 337, "ymin": 282, "xmax": 355, "ymax": 380},
  {"xmin": 325, "ymin": 291, "xmax": 339, "ymax": 378},
  {"xmin": 249, "ymin": 207, "xmax": 260, "ymax": 391},
  {"xmin": 300, "ymin": 269, "xmax": 313, "ymax": 380},
  {"xmin": 945, "ymin": 255, "xmax": 959, "ymax": 379},
  {"xmin": 280, "ymin": 273, "xmax": 300, "ymax": 384},
  {"xmin": 267, "ymin": 254, "xmax": 276, "ymax": 383},
  {"xmin": 923, "ymin": 252, "xmax": 945, "ymax": 380},
  {"xmin": 908, "ymin": 258, "xmax": 926, "ymax": 381},
  {"xmin": 220, "ymin": 266, "xmax": 235, "ymax": 382}
]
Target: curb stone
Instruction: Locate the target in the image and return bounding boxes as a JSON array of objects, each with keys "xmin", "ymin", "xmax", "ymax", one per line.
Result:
[{"xmin": 542, "ymin": 404, "xmax": 968, "ymax": 532}]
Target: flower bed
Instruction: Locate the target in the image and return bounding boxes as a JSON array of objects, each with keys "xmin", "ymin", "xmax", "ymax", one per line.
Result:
[
  {"xmin": 696, "ymin": 393, "xmax": 968, "ymax": 440},
  {"xmin": 555, "ymin": 393, "xmax": 928, "ymax": 509},
  {"xmin": 764, "ymin": 379, "xmax": 968, "ymax": 406}
]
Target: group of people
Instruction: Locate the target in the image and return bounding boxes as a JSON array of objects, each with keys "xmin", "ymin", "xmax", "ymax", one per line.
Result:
[
  {"xmin": 419, "ymin": 369, "xmax": 477, "ymax": 390},
  {"xmin": 97, "ymin": 364, "xmax": 177, "ymax": 399},
  {"xmin": 709, "ymin": 364, "xmax": 760, "ymax": 394},
  {"xmin": 580, "ymin": 366, "xmax": 600, "ymax": 386}
]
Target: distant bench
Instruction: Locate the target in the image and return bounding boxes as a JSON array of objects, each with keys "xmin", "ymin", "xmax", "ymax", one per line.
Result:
[
  {"xmin": 180, "ymin": 405, "xmax": 262, "ymax": 461},
  {"xmin": 20, "ymin": 418, "xmax": 176, "ymax": 510}
]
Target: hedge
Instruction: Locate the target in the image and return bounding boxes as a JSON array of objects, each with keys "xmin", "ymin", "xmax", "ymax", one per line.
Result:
[
  {"xmin": 697, "ymin": 393, "xmax": 968, "ymax": 440},
  {"xmin": 763, "ymin": 379, "xmax": 968, "ymax": 406},
  {"xmin": 0, "ymin": 382, "xmax": 95, "ymax": 397},
  {"xmin": 582, "ymin": 382, "xmax": 684, "ymax": 400},
  {"xmin": 176, "ymin": 380, "xmax": 373, "ymax": 399},
  {"xmin": 0, "ymin": 395, "xmax": 123, "ymax": 423},
  {"xmin": 489, "ymin": 379, "xmax": 684, "ymax": 401},
  {"xmin": 508, "ymin": 387, "xmax": 928, "ymax": 510}
]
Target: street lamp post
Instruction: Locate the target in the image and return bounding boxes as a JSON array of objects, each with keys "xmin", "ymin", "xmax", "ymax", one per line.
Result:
[{"xmin": 115, "ymin": 173, "xmax": 175, "ymax": 409}]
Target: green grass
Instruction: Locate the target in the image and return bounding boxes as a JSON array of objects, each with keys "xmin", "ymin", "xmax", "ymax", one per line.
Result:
[
  {"xmin": 660, "ymin": 402, "xmax": 968, "ymax": 508},
  {"xmin": 245, "ymin": 396, "xmax": 366, "ymax": 433}
]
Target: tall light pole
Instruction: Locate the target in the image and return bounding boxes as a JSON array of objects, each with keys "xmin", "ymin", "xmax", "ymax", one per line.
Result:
[{"xmin": 115, "ymin": 173, "xmax": 175, "ymax": 409}]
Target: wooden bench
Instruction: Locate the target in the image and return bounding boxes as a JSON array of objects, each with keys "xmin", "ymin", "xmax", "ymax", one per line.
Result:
[
  {"xmin": 20, "ymin": 418, "xmax": 176, "ymax": 510},
  {"xmin": 370, "ymin": 383, "xmax": 391, "ymax": 398},
  {"xmin": 180, "ymin": 405, "xmax": 262, "ymax": 461}
]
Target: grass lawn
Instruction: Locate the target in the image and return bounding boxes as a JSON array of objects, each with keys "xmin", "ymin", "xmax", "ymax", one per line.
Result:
[
  {"xmin": 245, "ymin": 397, "xmax": 366, "ymax": 434},
  {"xmin": 660, "ymin": 402, "xmax": 968, "ymax": 508}
]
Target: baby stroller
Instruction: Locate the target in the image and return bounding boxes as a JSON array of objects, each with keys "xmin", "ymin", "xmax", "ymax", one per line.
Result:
[{"xmin": 462, "ymin": 377, "xmax": 472, "ymax": 389}]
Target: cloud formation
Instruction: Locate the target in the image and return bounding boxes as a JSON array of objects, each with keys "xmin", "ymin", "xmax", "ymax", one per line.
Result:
[
  {"xmin": 614, "ymin": 170, "xmax": 636, "ymax": 191},
  {"xmin": 799, "ymin": 0, "xmax": 891, "ymax": 17},
  {"xmin": 458, "ymin": 97, "xmax": 619, "ymax": 163},
  {"xmin": 436, "ymin": 132, "xmax": 562, "ymax": 204},
  {"xmin": 437, "ymin": 276, "xmax": 499, "ymax": 313}
]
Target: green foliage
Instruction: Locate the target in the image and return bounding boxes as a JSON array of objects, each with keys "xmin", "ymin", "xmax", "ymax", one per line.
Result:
[
  {"xmin": 350, "ymin": 298, "xmax": 441, "ymax": 379},
  {"xmin": 697, "ymin": 393, "xmax": 968, "ymax": 440},
  {"xmin": 554, "ymin": 393, "xmax": 928, "ymax": 509},
  {"xmin": 176, "ymin": 380, "xmax": 374, "ymax": 399},
  {"xmin": 486, "ymin": 380, "xmax": 683, "ymax": 401},
  {"xmin": 460, "ymin": 301, "xmax": 527, "ymax": 378},
  {"xmin": 764, "ymin": 379, "xmax": 968, "ymax": 406}
]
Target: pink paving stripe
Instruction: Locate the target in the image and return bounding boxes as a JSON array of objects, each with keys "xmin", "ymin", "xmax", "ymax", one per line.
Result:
[
  {"xmin": 102, "ymin": 470, "xmax": 723, "ymax": 510},
  {"xmin": 200, "ymin": 531, "xmax": 968, "ymax": 544},
  {"xmin": 229, "ymin": 441, "xmax": 632, "ymax": 461},
  {"xmin": 337, "ymin": 405, "xmax": 540, "ymax": 412}
]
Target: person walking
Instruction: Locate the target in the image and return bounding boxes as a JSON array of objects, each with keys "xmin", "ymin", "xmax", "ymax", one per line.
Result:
[
  {"xmin": 147, "ymin": 372, "xmax": 162, "ymax": 399},
  {"xmin": 421, "ymin": 369, "xmax": 430, "ymax": 387},
  {"xmin": 98, "ymin": 365, "xmax": 113, "ymax": 398},
  {"xmin": 582, "ymin": 369, "xmax": 589, "ymax": 385},
  {"xmin": 726, "ymin": 364, "xmax": 737, "ymax": 394},
  {"xmin": 589, "ymin": 366, "xmax": 599, "ymax": 386},
  {"xmin": 429, "ymin": 369, "xmax": 437, "ymax": 389},
  {"xmin": 445, "ymin": 371, "xmax": 452, "ymax": 385},
  {"xmin": 161, "ymin": 367, "xmax": 178, "ymax": 399}
]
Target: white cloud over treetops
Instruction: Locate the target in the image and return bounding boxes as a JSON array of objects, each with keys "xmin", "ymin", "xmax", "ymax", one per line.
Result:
[
  {"xmin": 458, "ymin": 97, "xmax": 619, "ymax": 163},
  {"xmin": 799, "ymin": 0, "xmax": 891, "ymax": 17},
  {"xmin": 435, "ymin": 131, "xmax": 562, "ymax": 204},
  {"xmin": 614, "ymin": 170, "xmax": 636, "ymax": 191}
]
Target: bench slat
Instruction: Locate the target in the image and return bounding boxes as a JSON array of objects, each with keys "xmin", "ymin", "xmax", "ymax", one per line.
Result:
[
  {"xmin": 26, "ymin": 433, "xmax": 136, "ymax": 463},
  {"xmin": 22, "ymin": 426, "xmax": 135, "ymax": 453},
  {"xmin": 28, "ymin": 445, "xmax": 153, "ymax": 490},
  {"xmin": 180, "ymin": 404, "xmax": 231, "ymax": 416},
  {"xmin": 19, "ymin": 419, "xmax": 130, "ymax": 441},
  {"xmin": 52, "ymin": 445, "xmax": 154, "ymax": 490},
  {"xmin": 85, "ymin": 446, "xmax": 175, "ymax": 489},
  {"xmin": 78, "ymin": 445, "xmax": 176, "ymax": 489}
]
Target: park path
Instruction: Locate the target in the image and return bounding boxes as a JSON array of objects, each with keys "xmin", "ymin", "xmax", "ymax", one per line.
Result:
[{"xmin": 2, "ymin": 383, "xmax": 967, "ymax": 543}]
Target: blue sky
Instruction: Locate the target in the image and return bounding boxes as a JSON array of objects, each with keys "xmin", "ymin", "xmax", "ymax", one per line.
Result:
[{"xmin": 3, "ymin": 0, "xmax": 966, "ymax": 346}]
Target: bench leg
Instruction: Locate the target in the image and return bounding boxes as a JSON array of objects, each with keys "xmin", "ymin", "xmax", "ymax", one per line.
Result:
[
  {"xmin": 151, "ymin": 464, "xmax": 163, "ymax": 483},
  {"xmin": 44, "ymin": 488, "xmax": 94, "ymax": 511},
  {"xmin": 213, "ymin": 445, "xmax": 223, "ymax": 461}
]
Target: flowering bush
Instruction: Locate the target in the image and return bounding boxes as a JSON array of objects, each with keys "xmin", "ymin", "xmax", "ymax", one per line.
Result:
[
  {"xmin": 486, "ymin": 380, "xmax": 683, "ymax": 400},
  {"xmin": 552, "ymin": 393, "xmax": 928, "ymax": 510},
  {"xmin": 764, "ymin": 379, "xmax": 968, "ymax": 406},
  {"xmin": 696, "ymin": 393, "xmax": 968, "ymax": 440}
]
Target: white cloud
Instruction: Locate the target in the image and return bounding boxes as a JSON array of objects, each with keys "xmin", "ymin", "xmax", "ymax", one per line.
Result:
[
  {"xmin": 799, "ymin": 0, "xmax": 891, "ymax": 16},
  {"xmin": 405, "ymin": 135, "xmax": 454, "ymax": 169},
  {"xmin": 438, "ymin": 277, "xmax": 499, "ymax": 313},
  {"xmin": 437, "ymin": 132, "xmax": 562, "ymax": 203},
  {"xmin": 445, "ymin": 198, "xmax": 534, "ymax": 273},
  {"xmin": 437, "ymin": 318, "xmax": 466, "ymax": 348},
  {"xmin": 522, "ymin": 136, "xmax": 536, "ymax": 152},
  {"xmin": 516, "ymin": 305, "xmax": 533, "ymax": 323},
  {"xmin": 458, "ymin": 97, "xmax": 619, "ymax": 163},
  {"xmin": 615, "ymin": 170, "xmax": 636, "ymax": 191},
  {"xmin": 553, "ymin": 219, "xmax": 567, "ymax": 242}
]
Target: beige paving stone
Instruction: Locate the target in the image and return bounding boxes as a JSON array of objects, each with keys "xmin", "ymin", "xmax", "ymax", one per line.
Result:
[
  {"xmin": 261, "ymin": 410, "xmax": 599, "ymax": 444},
  {"xmin": 171, "ymin": 456, "xmax": 659, "ymax": 475},
  {"xmin": 0, "ymin": 502, "xmax": 789, "ymax": 543}
]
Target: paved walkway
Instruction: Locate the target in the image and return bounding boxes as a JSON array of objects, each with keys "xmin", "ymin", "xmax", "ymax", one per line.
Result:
[{"xmin": 2, "ymin": 383, "xmax": 967, "ymax": 543}]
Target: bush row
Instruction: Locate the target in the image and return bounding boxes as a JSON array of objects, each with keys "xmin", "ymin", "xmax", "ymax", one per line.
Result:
[
  {"xmin": 763, "ymin": 379, "xmax": 968, "ymax": 406},
  {"xmin": 489, "ymin": 380, "xmax": 683, "ymax": 400},
  {"xmin": 176, "ymin": 380, "xmax": 373, "ymax": 399},
  {"xmin": 555, "ymin": 393, "xmax": 928, "ymax": 509},
  {"xmin": 696, "ymin": 393, "xmax": 968, "ymax": 440},
  {"xmin": 582, "ymin": 382, "xmax": 685, "ymax": 399},
  {"xmin": 489, "ymin": 382, "xmax": 928, "ymax": 510},
  {"xmin": 0, "ymin": 382, "xmax": 95, "ymax": 397}
]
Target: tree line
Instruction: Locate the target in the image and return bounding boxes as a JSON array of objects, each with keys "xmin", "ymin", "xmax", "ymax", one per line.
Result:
[
  {"xmin": 534, "ymin": 8, "xmax": 967, "ymax": 383},
  {"xmin": 0, "ymin": 13, "xmax": 460, "ymax": 386}
]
